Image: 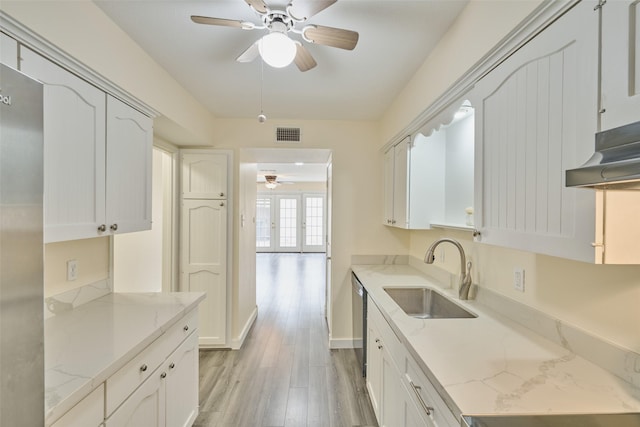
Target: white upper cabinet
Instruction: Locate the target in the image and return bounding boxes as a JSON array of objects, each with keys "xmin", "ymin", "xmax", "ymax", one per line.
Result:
[
  {"xmin": 181, "ymin": 153, "xmax": 228, "ymax": 199},
  {"xmin": 19, "ymin": 47, "xmax": 152, "ymax": 242},
  {"xmin": 600, "ymin": 0, "xmax": 640, "ymax": 130},
  {"xmin": 20, "ymin": 47, "xmax": 107, "ymax": 243},
  {"xmin": 0, "ymin": 32, "xmax": 18, "ymax": 68},
  {"xmin": 473, "ymin": 0, "xmax": 599, "ymax": 262},
  {"xmin": 106, "ymin": 95, "xmax": 153, "ymax": 235}
]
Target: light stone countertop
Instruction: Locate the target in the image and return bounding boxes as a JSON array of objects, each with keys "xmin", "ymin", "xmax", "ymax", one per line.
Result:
[
  {"xmin": 44, "ymin": 292, "xmax": 205, "ymax": 425},
  {"xmin": 351, "ymin": 264, "xmax": 640, "ymax": 417}
]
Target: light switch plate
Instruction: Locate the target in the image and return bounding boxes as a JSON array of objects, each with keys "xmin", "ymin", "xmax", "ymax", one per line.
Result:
[
  {"xmin": 67, "ymin": 259, "xmax": 78, "ymax": 281},
  {"xmin": 513, "ymin": 267, "xmax": 525, "ymax": 292}
]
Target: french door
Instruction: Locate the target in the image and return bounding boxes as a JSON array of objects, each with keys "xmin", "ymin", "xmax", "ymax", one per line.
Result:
[{"xmin": 256, "ymin": 193, "xmax": 326, "ymax": 253}]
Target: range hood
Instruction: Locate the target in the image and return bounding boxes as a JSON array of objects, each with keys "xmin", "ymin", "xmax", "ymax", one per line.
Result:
[{"xmin": 566, "ymin": 120, "xmax": 640, "ymax": 187}]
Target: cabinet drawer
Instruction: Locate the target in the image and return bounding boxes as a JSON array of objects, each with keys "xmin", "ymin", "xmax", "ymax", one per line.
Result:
[
  {"xmin": 106, "ymin": 310, "xmax": 198, "ymax": 416},
  {"xmin": 160, "ymin": 309, "xmax": 198, "ymax": 357},
  {"xmin": 52, "ymin": 384, "xmax": 104, "ymax": 427},
  {"xmin": 368, "ymin": 299, "xmax": 404, "ymax": 367},
  {"xmin": 404, "ymin": 354, "xmax": 458, "ymax": 427}
]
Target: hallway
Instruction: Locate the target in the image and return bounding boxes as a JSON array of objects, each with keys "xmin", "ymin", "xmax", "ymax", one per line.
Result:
[{"xmin": 194, "ymin": 253, "xmax": 377, "ymax": 427}]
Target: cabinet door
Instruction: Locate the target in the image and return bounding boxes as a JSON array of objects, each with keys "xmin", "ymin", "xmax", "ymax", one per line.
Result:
[
  {"xmin": 393, "ymin": 140, "xmax": 410, "ymax": 228},
  {"xmin": 20, "ymin": 47, "xmax": 107, "ymax": 243},
  {"xmin": 105, "ymin": 370, "xmax": 166, "ymax": 427},
  {"xmin": 381, "ymin": 349, "xmax": 402, "ymax": 427},
  {"xmin": 474, "ymin": 0, "xmax": 598, "ymax": 262},
  {"xmin": 601, "ymin": 0, "xmax": 640, "ymax": 130},
  {"xmin": 181, "ymin": 153, "xmax": 227, "ymax": 199},
  {"xmin": 1, "ymin": 33, "xmax": 18, "ymax": 68},
  {"xmin": 181, "ymin": 199, "xmax": 227, "ymax": 346},
  {"xmin": 366, "ymin": 318, "xmax": 382, "ymax": 420},
  {"xmin": 383, "ymin": 148, "xmax": 395, "ymax": 225},
  {"xmin": 165, "ymin": 332, "xmax": 199, "ymax": 427},
  {"xmin": 106, "ymin": 95, "xmax": 153, "ymax": 234}
]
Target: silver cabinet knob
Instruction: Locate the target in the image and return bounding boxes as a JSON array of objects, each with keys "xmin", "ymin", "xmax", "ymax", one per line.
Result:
[
  {"xmin": 169, "ymin": 362, "xmax": 175, "ymax": 369},
  {"xmin": 110, "ymin": 223, "xmax": 118, "ymax": 231},
  {"xmin": 378, "ymin": 345, "xmax": 383, "ymax": 350},
  {"xmin": 160, "ymin": 372, "xmax": 167, "ymax": 379},
  {"xmin": 220, "ymin": 202, "xmax": 224, "ymax": 207},
  {"xmin": 219, "ymin": 192, "xmax": 224, "ymax": 197},
  {"xmin": 140, "ymin": 364, "xmax": 148, "ymax": 372},
  {"xmin": 183, "ymin": 325, "xmax": 189, "ymax": 332},
  {"xmin": 98, "ymin": 224, "xmax": 107, "ymax": 232},
  {"xmin": 375, "ymin": 338, "xmax": 380, "ymax": 343}
]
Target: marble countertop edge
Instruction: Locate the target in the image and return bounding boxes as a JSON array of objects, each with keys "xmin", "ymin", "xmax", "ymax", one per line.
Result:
[{"xmin": 44, "ymin": 291, "xmax": 206, "ymax": 425}]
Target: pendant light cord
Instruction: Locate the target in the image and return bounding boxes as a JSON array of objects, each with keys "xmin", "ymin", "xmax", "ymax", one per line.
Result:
[{"xmin": 258, "ymin": 59, "xmax": 266, "ymax": 123}]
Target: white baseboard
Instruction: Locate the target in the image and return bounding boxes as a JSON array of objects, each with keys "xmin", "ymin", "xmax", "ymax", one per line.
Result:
[
  {"xmin": 230, "ymin": 306, "xmax": 258, "ymax": 350},
  {"xmin": 329, "ymin": 337, "xmax": 355, "ymax": 349}
]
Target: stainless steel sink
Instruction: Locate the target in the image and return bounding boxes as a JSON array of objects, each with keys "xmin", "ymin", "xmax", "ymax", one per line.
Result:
[{"xmin": 384, "ymin": 287, "xmax": 477, "ymax": 319}]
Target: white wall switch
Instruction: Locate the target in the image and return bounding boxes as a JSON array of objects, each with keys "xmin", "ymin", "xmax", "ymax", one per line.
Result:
[
  {"xmin": 67, "ymin": 259, "xmax": 78, "ymax": 281},
  {"xmin": 513, "ymin": 267, "xmax": 525, "ymax": 292}
]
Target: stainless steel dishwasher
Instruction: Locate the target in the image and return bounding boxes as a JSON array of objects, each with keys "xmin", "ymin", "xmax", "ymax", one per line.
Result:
[{"xmin": 351, "ymin": 271, "xmax": 367, "ymax": 377}]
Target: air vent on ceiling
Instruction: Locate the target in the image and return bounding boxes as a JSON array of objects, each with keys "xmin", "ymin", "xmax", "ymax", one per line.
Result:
[{"xmin": 276, "ymin": 127, "xmax": 302, "ymax": 143}]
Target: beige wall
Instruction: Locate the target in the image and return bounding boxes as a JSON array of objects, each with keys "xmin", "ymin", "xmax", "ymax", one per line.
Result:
[
  {"xmin": 44, "ymin": 238, "xmax": 109, "ymax": 297},
  {"xmin": 381, "ymin": 0, "xmax": 544, "ymax": 142},
  {"xmin": 1, "ymin": 0, "xmax": 217, "ymax": 145},
  {"xmin": 215, "ymin": 118, "xmax": 410, "ymax": 341}
]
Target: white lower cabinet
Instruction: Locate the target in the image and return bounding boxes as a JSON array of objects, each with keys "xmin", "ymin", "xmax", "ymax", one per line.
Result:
[
  {"xmin": 165, "ymin": 332, "xmax": 199, "ymax": 427},
  {"xmin": 367, "ymin": 297, "xmax": 457, "ymax": 427},
  {"xmin": 106, "ymin": 367, "xmax": 166, "ymax": 427}
]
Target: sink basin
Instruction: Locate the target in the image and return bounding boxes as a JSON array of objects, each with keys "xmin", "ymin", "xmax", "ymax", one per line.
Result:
[{"xmin": 384, "ymin": 287, "xmax": 477, "ymax": 319}]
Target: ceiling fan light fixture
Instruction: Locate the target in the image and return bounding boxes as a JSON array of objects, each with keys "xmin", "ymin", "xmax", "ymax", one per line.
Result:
[{"xmin": 258, "ymin": 31, "xmax": 296, "ymax": 68}]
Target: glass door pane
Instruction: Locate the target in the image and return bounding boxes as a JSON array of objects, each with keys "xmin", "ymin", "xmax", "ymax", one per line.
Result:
[
  {"xmin": 256, "ymin": 196, "xmax": 274, "ymax": 252},
  {"xmin": 276, "ymin": 195, "xmax": 301, "ymax": 252},
  {"xmin": 303, "ymin": 195, "xmax": 326, "ymax": 252}
]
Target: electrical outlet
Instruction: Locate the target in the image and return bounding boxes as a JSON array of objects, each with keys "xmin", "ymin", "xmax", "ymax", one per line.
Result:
[
  {"xmin": 67, "ymin": 259, "xmax": 78, "ymax": 281},
  {"xmin": 513, "ymin": 267, "xmax": 525, "ymax": 292}
]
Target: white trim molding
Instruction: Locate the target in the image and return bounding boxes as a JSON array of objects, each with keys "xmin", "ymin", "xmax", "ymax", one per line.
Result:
[{"xmin": 230, "ymin": 306, "xmax": 258, "ymax": 350}]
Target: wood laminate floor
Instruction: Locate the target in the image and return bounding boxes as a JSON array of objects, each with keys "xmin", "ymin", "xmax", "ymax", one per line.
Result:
[{"xmin": 194, "ymin": 253, "xmax": 378, "ymax": 427}]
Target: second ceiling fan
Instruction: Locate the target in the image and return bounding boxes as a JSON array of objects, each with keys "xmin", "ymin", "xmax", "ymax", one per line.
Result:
[{"xmin": 191, "ymin": 0, "xmax": 359, "ymax": 72}]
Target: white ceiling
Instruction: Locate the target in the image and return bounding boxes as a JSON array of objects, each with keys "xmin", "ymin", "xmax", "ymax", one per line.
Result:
[{"xmin": 95, "ymin": 0, "xmax": 468, "ymax": 121}]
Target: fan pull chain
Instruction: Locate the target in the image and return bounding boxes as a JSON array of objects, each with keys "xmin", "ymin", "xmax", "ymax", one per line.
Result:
[{"xmin": 258, "ymin": 59, "xmax": 267, "ymax": 123}]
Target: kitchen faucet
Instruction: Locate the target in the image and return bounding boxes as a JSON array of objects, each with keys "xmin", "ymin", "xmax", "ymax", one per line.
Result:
[{"xmin": 424, "ymin": 238, "xmax": 473, "ymax": 300}]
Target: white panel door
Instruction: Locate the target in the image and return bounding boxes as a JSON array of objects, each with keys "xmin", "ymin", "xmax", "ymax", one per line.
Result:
[
  {"xmin": 19, "ymin": 47, "xmax": 107, "ymax": 243},
  {"xmin": 181, "ymin": 153, "xmax": 227, "ymax": 199},
  {"xmin": 474, "ymin": 0, "xmax": 598, "ymax": 262},
  {"xmin": 106, "ymin": 95, "xmax": 153, "ymax": 235},
  {"xmin": 181, "ymin": 199, "xmax": 227, "ymax": 346}
]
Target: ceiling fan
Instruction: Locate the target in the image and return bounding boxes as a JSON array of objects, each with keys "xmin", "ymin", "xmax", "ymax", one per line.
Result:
[
  {"xmin": 191, "ymin": 0, "xmax": 359, "ymax": 72},
  {"xmin": 263, "ymin": 174, "xmax": 294, "ymax": 189}
]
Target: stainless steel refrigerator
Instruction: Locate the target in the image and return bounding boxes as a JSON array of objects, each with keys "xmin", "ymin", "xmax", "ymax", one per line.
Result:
[{"xmin": 0, "ymin": 63, "xmax": 44, "ymax": 425}]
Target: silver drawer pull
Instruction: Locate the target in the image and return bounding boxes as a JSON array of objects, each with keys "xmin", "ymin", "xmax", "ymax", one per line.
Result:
[
  {"xmin": 98, "ymin": 224, "xmax": 107, "ymax": 232},
  {"xmin": 219, "ymin": 192, "xmax": 224, "ymax": 197},
  {"xmin": 169, "ymin": 362, "xmax": 175, "ymax": 369},
  {"xmin": 183, "ymin": 325, "xmax": 189, "ymax": 332},
  {"xmin": 110, "ymin": 223, "xmax": 118, "ymax": 231},
  {"xmin": 140, "ymin": 364, "xmax": 148, "ymax": 372},
  {"xmin": 160, "ymin": 372, "xmax": 167, "ymax": 379},
  {"xmin": 409, "ymin": 380, "xmax": 434, "ymax": 416}
]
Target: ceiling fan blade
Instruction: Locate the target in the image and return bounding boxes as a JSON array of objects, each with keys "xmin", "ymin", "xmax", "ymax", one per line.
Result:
[
  {"xmin": 245, "ymin": 0, "xmax": 268, "ymax": 14},
  {"xmin": 237, "ymin": 41, "xmax": 260, "ymax": 63},
  {"xmin": 289, "ymin": 0, "xmax": 336, "ymax": 21},
  {"xmin": 191, "ymin": 15, "xmax": 253, "ymax": 29},
  {"xmin": 303, "ymin": 25, "xmax": 359, "ymax": 50},
  {"xmin": 294, "ymin": 43, "xmax": 317, "ymax": 72}
]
